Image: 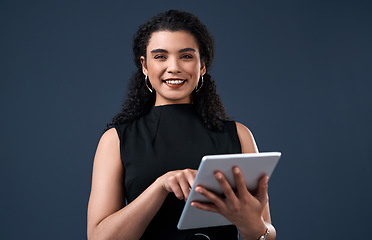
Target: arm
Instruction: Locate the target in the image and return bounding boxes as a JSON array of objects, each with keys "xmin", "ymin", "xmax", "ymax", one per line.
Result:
[
  {"xmin": 191, "ymin": 122, "xmax": 276, "ymax": 240},
  {"xmin": 87, "ymin": 128, "xmax": 168, "ymax": 240},
  {"xmin": 87, "ymin": 128, "xmax": 196, "ymax": 240},
  {"xmin": 236, "ymin": 122, "xmax": 276, "ymax": 240}
]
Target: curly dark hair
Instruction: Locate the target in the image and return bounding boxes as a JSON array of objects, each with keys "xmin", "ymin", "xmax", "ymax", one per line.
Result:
[{"xmin": 107, "ymin": 10, "xmax": 229, "ymax": 131}]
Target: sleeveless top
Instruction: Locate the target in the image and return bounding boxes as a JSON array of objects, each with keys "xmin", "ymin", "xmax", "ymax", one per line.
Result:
[{"xmin": 115, "ymin": 104, "xmax": 242, "ymax": 240}]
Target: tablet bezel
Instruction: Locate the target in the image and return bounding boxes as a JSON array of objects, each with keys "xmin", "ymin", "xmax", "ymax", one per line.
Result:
[{"xmin": 177, "ymin": 152, "xmax": 281, "ymax": 230}]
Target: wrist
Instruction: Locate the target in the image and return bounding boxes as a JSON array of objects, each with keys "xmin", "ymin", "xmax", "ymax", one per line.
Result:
[
  {"xmin": 154, "ymin": 176, "xmax": 170, "ymax": 196},
  {"xmin": 239, "ymin": 221, "xmax": 267, "ymax": 240}
]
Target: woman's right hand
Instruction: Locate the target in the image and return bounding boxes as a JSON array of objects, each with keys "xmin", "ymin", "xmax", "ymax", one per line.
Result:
[{"xmin": 158, "ymin": 169, "xmax": 197, "ymax": 201}]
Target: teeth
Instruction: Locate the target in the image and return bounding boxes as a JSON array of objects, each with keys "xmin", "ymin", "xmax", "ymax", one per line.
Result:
[{"xmin": 165, "ymin": 80, "xmax": 185, "ymax": 84}]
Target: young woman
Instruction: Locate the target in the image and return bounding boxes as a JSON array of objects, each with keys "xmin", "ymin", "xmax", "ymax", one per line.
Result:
[{"xmin": 87, "ymin": 10, "xmax": 276, "ymax": 240}]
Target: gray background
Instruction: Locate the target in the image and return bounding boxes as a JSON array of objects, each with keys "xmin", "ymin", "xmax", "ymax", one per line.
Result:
[{"xmin": 1, "ymin": 0, "xmax": 371, "ymax": 239}]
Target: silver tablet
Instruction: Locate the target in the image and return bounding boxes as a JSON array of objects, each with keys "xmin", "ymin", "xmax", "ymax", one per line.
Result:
[{"xmin": 177, "ymin": 152, "xmax": 281, "ymax": 230}]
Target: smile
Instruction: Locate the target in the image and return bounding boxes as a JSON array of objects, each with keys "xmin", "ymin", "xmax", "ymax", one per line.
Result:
[{"xmin": 164, "ymin": 79, "xmax": 186, "ymax": 85}]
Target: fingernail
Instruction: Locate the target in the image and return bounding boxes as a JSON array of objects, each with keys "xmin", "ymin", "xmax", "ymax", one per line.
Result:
[
  {"xmin": 196, "ymin": 187, "xmax": 203, "ymax": 193},
  {"xmin": 216, "ymin": 173, "xmax": 222, "ymax": 179},
  {"xmin": 234, "ymin": 167, "xmax": 240, "ymax": 174}
]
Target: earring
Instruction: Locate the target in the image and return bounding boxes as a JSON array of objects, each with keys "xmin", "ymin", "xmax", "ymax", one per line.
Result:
[
  {"xmin": 145, "ymin": 75, "xmax": 153, "ymax": 93},
  {"xmin": 195, "ymin": 75, "xmax": 204, "ymax": 92}
]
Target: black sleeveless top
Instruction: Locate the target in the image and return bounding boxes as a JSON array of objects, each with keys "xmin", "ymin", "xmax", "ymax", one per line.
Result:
[{"xmin": 115, "ymin": 104, "xmax": 242, "ymax": 240}]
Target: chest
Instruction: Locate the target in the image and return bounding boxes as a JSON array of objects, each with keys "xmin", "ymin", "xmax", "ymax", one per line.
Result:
[{"xmin": 119, "ymin": 117, "xmax": 240, "ymax": 202}]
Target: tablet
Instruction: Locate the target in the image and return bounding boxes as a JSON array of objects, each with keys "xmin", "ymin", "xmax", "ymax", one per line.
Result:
[{"xmin": 177, "ymin": 152, "xmax": 281, "ymax": 230}]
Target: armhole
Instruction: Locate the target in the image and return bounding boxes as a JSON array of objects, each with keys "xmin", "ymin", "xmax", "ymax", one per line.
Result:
[
  {"xmin": 112, "ymin": 126, "xmax": 127, "ymax": 205},
  {"xmin": 112, "ymin": 125, "xmax": 124, "ymax": 167},
  {"xmin": 226, "ymin": 121, "xmax": 242, "ymax": 153},
  {"xmin": 235, "ymin": 122, "xmax": 259, "ymax": 153},
  {"xmin": 113, "ymin": 125, "xmax": 121, "ymax": 142}
]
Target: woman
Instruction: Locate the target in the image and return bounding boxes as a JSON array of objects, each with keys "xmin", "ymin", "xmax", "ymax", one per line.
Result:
[{"xmin": 87, "ymin": 10, "xmax": 276, "ymax": 240}]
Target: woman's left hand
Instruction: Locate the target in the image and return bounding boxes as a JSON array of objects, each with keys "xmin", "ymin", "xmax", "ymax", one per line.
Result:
[{"xmin": 191, "ymin": 166, "xmax": 268, "ymax": 239}]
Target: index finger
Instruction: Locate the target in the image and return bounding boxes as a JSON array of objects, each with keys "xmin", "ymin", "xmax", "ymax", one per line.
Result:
[
  {"xmin": 183, "ymin": 169, "xmax": 197, "ymax": 199},
  {"xmin": 185, "ymin": 169, "xmax": 197, "ymax": 188}
]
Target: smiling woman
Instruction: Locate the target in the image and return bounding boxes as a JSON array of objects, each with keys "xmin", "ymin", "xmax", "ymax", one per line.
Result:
[
  {"xmin": 141, "ymin": 31, "xmax": 206, "ymax": 106},
  {"xmin": 87, "ymin": 10, "xmax": 276, "ymax": 240}
]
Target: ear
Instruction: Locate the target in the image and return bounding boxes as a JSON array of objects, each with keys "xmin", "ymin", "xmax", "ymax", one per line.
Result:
[
  {"xmin": 140, "ymin": 56, "xmax": 148, "ymax": 76},
  {"xmin": 200, "ymin": 61, "xmax": 206, "ymax": 76}
]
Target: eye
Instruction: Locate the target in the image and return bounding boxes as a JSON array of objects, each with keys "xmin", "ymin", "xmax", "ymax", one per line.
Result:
[
  {"xmin": 154, "ymin": 55, "xmax": 166, "ymax": 59},
  {"xmin": 181, "ymin": 54, "xmax": 193, "ymax": 59}
]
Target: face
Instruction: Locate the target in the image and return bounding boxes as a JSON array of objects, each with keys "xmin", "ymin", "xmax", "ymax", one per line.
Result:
[{"xmin": 141, "ymin": 31, "xmax": 206, "ymax": 106}]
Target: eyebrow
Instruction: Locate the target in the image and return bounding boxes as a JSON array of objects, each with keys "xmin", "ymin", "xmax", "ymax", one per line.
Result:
[{"xmin": 150, "ymin": 48, "xmax": 196, "ymax": 54}]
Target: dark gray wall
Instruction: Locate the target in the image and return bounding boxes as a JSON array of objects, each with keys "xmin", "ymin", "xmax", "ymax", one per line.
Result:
[{"xmin": 1, "ymin": 0, "xmax": 371, "ymax": 239}]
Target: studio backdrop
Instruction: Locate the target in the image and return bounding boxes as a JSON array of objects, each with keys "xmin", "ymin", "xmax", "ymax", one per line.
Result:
[{"xmin": 1, "ymin": 0, "xmax": 371, "ymax": 239}]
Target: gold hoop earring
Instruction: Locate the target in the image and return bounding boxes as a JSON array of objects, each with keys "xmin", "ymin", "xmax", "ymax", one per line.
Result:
[
  {"xmin": 195, "ymin": 75, "xmax": 204, "ymax": 92},
  {"xmin": 145, "ymin": 75, "xmax": 154, "ymax": 93}
]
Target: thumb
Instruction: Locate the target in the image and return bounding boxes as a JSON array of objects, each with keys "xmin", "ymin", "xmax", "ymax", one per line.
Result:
[{"xmin": 255, "ymin": 175, "xmax": 269, "ymax": 206}]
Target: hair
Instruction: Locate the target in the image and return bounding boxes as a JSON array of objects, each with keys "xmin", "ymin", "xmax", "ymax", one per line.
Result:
[{"xmin": 107, "ymin": 10, "xmax": 229, "ymax": 131}]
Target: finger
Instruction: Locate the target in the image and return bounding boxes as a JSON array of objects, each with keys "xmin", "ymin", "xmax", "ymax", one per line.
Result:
[
  {"xmin": 176, "ymin": 172, "xmax": 192, "ymax": 200},
  {"xmin": 191, "ymin": 201, "xmax": 219, "ymax": 213},
  {"xmin": 167, "ymin": 176, "xmax": 185, "ymax": 200},
  {"xmin": 214, "ymin": 171, "xmax": 237, "ymax": 201},
  {"xmin": 232, "ymin": 166, "xmax": 250, "ymax": 197},
  {"xmin": 185, "ymin": 170, "xmax": 197, "ymax": 200},
  {"xmin": 255, "ymin": 175, "xmax": 269, "ymax": 205},
  {"xmin": 184, "ymin": 169, "xmax": 197, "ymax": 190},
  {"xmin": 195, "ymin": 186, "xmax": 226, "ymax": 210}
]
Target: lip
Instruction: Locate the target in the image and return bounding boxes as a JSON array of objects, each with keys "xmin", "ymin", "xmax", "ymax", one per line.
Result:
[
  {"xmin": 163, "ymin": 78, "xmax": 186, "ymax": 81},
  {"xmin": 162, "ymin": 78, "xmax": 187, "ymax": 88}
]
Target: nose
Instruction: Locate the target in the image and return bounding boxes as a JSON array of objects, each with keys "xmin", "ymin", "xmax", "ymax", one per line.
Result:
[{"xmin": 167, "ymin": 57, "xmax": 181, "ymax": 74}]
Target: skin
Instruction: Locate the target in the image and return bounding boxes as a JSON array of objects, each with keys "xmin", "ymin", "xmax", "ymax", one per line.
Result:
[
  {"xmin": 87, "ymin": 30, "xmax": 276, "ymax": 240},
  {"xmin": 192, "ymin": 122, "xmax": 276, "ymax": 240},
  {"xmin": 140, "ymin": 31, "xmax": 206, "ymax": 106}
]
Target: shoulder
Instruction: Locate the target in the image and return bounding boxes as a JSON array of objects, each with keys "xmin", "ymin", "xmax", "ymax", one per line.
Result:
[
  {"xmin": 235, "ymin": 122, "xmax": 252, "ymax": 138},
  {"xmin": 95, "ymin": 128, "xmax": 121, "ymax": 162},
  {"xmin": 92, "ymin": 128, "xmax": 122, "ymax": 181},
  {"xmin": 235, "ymin": 122, "xmax": 259, "ymax": 153},
  {"xmin": 100, "ymin": 128, "xmax": 119, "ymax": 145}
]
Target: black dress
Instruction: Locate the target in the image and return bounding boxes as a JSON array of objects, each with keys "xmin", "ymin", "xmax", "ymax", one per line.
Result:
[{"xmin": 115, "ymin": 104, "xmax": 242, "ymax": 240}]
